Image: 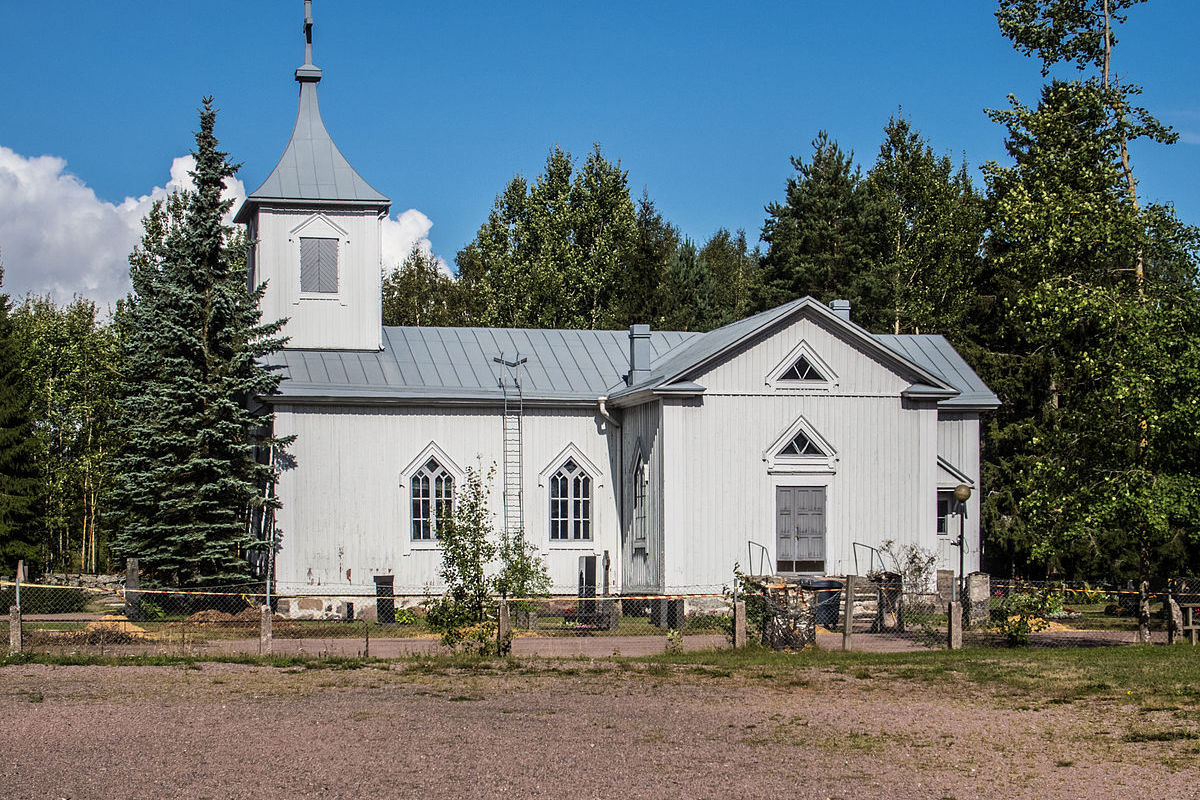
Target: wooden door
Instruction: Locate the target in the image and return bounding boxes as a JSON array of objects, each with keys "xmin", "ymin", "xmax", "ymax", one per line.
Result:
[{"xmin": 776, "ymin": 486, "xmax": 826, "ymax": 573}]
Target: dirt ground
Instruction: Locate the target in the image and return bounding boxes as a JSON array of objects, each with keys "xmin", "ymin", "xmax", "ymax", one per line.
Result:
[{"xmin": 1, "ymin": 660, "xmax": 1196, "ymax": 800}]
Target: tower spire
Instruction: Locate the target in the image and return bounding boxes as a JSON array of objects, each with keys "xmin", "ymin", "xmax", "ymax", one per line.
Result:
[{"xmin": 296, "ymin": 0, "xmax": 322, "ymax": 83}]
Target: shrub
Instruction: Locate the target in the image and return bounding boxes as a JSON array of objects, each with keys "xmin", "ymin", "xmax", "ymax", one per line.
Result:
[{"xmin": 993, "ymin": 591, "xmax": 1050, "ymax": 646}]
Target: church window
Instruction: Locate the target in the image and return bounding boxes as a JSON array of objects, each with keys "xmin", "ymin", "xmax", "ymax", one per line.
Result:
[
  {"xmin": 411, "ymin": 458, "xmax": 454, "ymax": 540},
  {"xmin": 779, "ymin": 430, "xmax": 826, "ymax": 457},
  {"xmin": 300, "ymin": 236, "xmax": 339, "ymax": 294},
  {"xmin": 779, "ymin": 354, "xmax": 824, "ymax": 382},
  {"xmin": 549, "ymin": 459, "xmax": 591, "ymax": 541},
  {"xmin": 632, "ymin": 458, "xmax": 648, "ymax": 548}
]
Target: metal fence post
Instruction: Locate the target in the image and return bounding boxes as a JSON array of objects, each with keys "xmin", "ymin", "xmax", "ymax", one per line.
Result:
[
  {"xmin": 842, "ymin": 575, "xmax": 856, "ymax": 652},
  {"xmin": 9, "ymin": 605, "xmax": 21, "ymax": 655},
  {"xmin": 948, "ymin": 600, "xmax": 963, "ymax": 650},
  {"xmin": 15, "ymin": 560, "xmax": 23, "ymax": 609},
  {"xmin": 259, "ymin": 605, "xmax": 272, "ymax": 656},
  {"xmin": 733, "ymin": 600, "xmax": 747, "ymax": 649}
]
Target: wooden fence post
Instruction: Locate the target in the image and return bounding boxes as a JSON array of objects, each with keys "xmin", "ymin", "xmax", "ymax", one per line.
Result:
[
  {"xmin": 9, "ymin": 605, "xmax": 21, "ymax": 655},
  {"xmin": 124, "ymin": 558, "xmax": 140, "ymax": 619},
  {"xmin": 948, "ymin": 600, "xmax": 963, "ymax": 650},
  {"xmin": 497, "ymin": 600, "xmax": 512, "ymax": 655},
  {"xmin": 260, "ymin": 605, "xmax": 272, "ymax": 656},
  {"xmin": 842, "ymin": 575, "xmax": 856, "ymax": 652},
  {"xmin": 733, "ymin": 600, "xmax": 747, "ymax": 649}
]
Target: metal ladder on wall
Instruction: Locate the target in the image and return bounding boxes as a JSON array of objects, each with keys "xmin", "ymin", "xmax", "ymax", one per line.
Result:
[{"xmin": 495, "ymin": 354, "xmax": 527, "ymax": 540}]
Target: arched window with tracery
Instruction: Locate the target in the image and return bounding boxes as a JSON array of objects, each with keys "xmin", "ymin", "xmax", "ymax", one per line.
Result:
[
  {"xmin": 549, "ymin": 459, "xmax": 591, "ymax": 541},
  {"xmin": 411, "ymin": 458, "xmax": 454, "ymax": 540}
]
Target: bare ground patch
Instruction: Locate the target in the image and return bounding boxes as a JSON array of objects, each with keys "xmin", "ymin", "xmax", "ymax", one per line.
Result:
[{"xmin": 1, "ymin": 659, "xmax": 1197, "ymax": 799}]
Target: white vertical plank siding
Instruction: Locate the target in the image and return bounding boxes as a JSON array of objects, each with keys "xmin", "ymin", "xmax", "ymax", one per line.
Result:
[
  {"xmin": 254, "ymin": 207, "xmax": 383, "ymax": 351},
  {"xmin": 698, "ymin": 316, "xmax": 913, "ymax": 397},
  {"xmin": 936, "ymin": 413, "xmax": 982, "ymax": 574},
  {"xmin": 272, "ymin": 403, "xmax": 618, "ymax": 595},
  {"xmin": 660, "ymin": 394, "xmax": 935, "ymax": 593},
  {"xmin": 619, "ymin": 401, "xmax": 664, "ymax": 593}
]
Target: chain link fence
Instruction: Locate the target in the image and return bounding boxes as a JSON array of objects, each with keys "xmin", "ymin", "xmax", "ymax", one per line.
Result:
[
  {"xmin": 5, "ymin": 573, "xmax": 1197, "ymax": 658},
  {"xmin": 737, "ymin": 574, "xmax": 1199, "ymax": 651},
  {"xmin": 1, "ymin": 580, "xmax": 734, "ymax": 659}
]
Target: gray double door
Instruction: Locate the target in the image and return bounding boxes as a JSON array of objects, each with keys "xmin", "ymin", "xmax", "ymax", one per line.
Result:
[{"xmin": 776, "ymin": 486, "xmax": 826, "ymax": 573}]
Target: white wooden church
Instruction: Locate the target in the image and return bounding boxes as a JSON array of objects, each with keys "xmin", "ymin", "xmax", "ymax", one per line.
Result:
[{"xmin": 237, "ymin": 9, "xmax": 999, "ymax": 599}]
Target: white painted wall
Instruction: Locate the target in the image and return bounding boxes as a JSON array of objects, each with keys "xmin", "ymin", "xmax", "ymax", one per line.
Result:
[
  {"xmin": 654, "ymin": 312, "xmax": 943, "ymax": 593},
  {"xmin": 250, "ymin": 207, "xmax": 383, "ymax": 351},
  {"xmin": 935, "ymin": 413, "xmax": 982, "ymax": 575},
  {"xmin": 272, "ymin": 403, "xmax": 619, "ymax": 595}
]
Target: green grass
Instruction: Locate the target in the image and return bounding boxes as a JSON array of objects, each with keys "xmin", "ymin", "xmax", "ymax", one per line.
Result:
[{"xmin": 5, "ymin": 639, "xmax": 1199, "ymax": 713}]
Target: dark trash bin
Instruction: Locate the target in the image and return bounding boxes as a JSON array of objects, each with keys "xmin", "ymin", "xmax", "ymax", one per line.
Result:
[{"xmin": 797, "ymin": 577, "xmax": 843, "ymax": 629}]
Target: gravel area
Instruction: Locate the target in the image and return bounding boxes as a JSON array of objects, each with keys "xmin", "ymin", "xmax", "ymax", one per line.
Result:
[{"xmin": 1, "ymin": 661, "xmax": 1196, "ymax": 799}]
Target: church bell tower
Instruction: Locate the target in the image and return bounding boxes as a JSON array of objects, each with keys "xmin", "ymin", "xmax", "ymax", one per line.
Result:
[{"xmin": 234, "ymin": 1, "xmax": 389, "ymax": 351}]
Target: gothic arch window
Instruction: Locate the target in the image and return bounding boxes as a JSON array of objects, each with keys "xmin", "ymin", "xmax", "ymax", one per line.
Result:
[
  {"xmin": 549, "ymin": 459, "xmax": 591, "ymax": 541},
  {"xmin": 411, "ymin": 458, "xmax": 454, "ymax": 541},
  {"xmin": 631, "ymin": 444, "xmax": 648, "ymax": 550}
]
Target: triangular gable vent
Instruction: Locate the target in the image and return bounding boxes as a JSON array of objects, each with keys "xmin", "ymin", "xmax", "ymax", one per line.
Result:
[
  {"xmin": 780, "ymin": 355, "xmax": 825, "ymax": 381},
  {"xmin": 779, "ymin": 430, "xmax": 826, "ymax": 457}
]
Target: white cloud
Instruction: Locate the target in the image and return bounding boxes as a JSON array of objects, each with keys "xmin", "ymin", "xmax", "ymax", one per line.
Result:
[
  {"xmin": 0, "ymin": 144, "xmax": 449, "ymax": 306},
  {"xmin": 0, "ymin": 148, "xmax": 240, "ymax": 307},
  {"xmin": 381, "ymin": 207, "xmax": 452, "ymax": 276}
]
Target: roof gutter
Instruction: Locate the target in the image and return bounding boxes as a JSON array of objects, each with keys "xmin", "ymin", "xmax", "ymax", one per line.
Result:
[{"xmin": 597, "ymin": 396, "xmax": 621, "ymax": 429}]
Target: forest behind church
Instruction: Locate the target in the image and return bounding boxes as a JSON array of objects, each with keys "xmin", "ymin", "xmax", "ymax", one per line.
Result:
[{"xmin": 1, "ymin": 0, "xmax": 1197, "ymax": 587}]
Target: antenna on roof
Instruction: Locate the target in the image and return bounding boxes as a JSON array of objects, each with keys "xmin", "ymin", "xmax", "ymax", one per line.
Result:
[{"xmin": 296, "ymin": 0, "xmax": 322, "ymax": 83}]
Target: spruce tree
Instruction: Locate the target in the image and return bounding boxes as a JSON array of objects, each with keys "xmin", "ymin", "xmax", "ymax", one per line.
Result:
[
  {"xmin": 109, "ymin": 99, "xmax": 287, "ymax": 587},
  {"xmin": 0, "ymin": 263, "xmax": 41, "ymax": 572}
]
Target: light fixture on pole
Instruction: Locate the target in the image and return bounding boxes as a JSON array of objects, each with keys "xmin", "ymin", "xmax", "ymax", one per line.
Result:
[{"xmin": 953, "ymin": 483, "xmax": 972, "ymax": 602}]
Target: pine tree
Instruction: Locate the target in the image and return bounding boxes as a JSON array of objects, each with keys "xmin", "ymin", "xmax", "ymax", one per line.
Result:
[
  {"xmin": 658, "ymin": 238, "xmax": 718, "ymax": 332},
  {"xmin": 0, "ymin": 263, "xmax": 40, "ymax": 572},
  {"xmin": 761, "ymin": 132, "xmax": 871, "ymax": 309},
  {"xmin": 858, "ymin": 115, "xmax": 986, "ymax": 337},
  {"xmin": 108, "ymin": 99, "xmax": 288, "ymax": 587}
]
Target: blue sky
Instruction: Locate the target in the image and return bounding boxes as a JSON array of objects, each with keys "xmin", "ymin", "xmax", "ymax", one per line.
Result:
[{"xmin": 2, "ymin": 1, "xmax": 1198, "ymax": 304}]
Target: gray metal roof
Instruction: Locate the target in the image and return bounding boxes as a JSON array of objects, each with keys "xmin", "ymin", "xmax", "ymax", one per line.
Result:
[
  {"xmin": 234, "ymin": 79, "xmax": 389, "ymax": 223},
  {"xmin": 875, "ymin": 335, "xmax": 1001, "ymax": 409},
  {"xmin": 264, "ymin": 302, "xmax": 997, "ymax": 411},
  {"xmin": 608, "ymin": 297, "xmax": 961, "ymax": 402},
  {"xmin": 266, "ymin": 326, "xmax": 698, "ymax": 404}
]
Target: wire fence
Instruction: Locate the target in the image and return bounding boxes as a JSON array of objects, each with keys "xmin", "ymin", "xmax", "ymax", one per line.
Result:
[
  {"xmin": 0, "ymin": 581, "xmax": 733, "ymax": 659},
  {"xmin": 3, "ymin": 574, "xmax": 1197, "ymax": 659}
]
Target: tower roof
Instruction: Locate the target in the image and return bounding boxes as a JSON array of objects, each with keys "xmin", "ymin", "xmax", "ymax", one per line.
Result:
[{"xmin": 234, "ymin": 2, "xmax": 388, "ymax": 224}]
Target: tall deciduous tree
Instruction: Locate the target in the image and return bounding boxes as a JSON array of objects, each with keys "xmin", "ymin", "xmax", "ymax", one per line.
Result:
[
  {"xmin": 456, "ymin": 144, "xmax": 637, "ymax": 330},
  {"xmin": 981, "ymin": 0, "xmax": 1200, "ymax": 606},
  {"xmin": 0, "ymin": 264, "xmax": 40, "ymax": 572},
  {"xmin": 12, "ymin": 296, "xmax": 119, "ymax": 572},
  {"xmin": 382, "ymin": 246, "xmax": 476, "ymax": 327},
  {"xmin": 109, "ymin": 99, "xmax": 288, "ymax": 587}
]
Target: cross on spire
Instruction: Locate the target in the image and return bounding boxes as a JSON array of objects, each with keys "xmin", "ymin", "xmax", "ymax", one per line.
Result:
[
  {"xmin": 303, "ymin": 0, "xmax": 314, "ymax": 65},
  {"xmin": 296, "ymin": 0, "xmax": 322, "ymax": 82}
]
